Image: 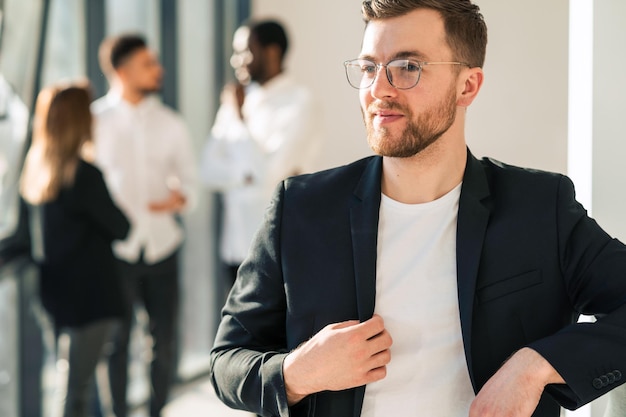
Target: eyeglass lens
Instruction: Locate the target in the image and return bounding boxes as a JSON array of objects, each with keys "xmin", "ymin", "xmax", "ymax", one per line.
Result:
[{"xmin": 345, "ymin": 59, "xmax": 421, "ymax": 89}]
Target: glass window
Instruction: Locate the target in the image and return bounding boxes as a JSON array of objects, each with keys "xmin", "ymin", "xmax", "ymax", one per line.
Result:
[
  {"xmin": 106, "ymin": 0, "xmax": 160, "ymax": 48},
  {"xmin": 0, "ymin": 0, "xmax": 44, "ymax": 107},
  {"xmin": 40, "ymin": 0, "xmax": 86, "ymax": 88},
  {"xmin": 0, "ymin": 0, "xmax": 37, "ymax": 243},
  {"xmin": 0, "ymin": 76, "xmax": 28, "ymax": 243},
  {"xmin": 0, "ymin": 1, "xmax": 252, "ymax": 413},
  {"xmin": 0, "ymin": 3, "xmax": 43, "ymax": 417}
]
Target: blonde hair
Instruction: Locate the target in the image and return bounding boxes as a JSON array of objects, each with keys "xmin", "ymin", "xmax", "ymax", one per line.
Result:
[{"xmin": 20, "ymin": 82, "xmax": 93, "ymax": 204}]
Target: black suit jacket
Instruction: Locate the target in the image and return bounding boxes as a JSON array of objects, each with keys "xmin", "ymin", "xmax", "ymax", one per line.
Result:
[{"xmin": 210, "ymin": 151, "xmax": 626, "ymax": 417}]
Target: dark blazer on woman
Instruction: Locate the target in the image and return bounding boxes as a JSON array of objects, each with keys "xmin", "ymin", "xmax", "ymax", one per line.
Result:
[
  {"xmin": 27, "ymin": 160, "xmax": 130, "ymax": 328},
  {"xmin": 210, "ymin": 150, "xmax": 626, "ymax": 417}
]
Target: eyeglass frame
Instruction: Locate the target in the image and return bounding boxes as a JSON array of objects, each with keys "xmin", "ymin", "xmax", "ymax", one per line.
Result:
[{"xmin": 343, "ymin": 58, "xmax": 470, "ymax": 90}]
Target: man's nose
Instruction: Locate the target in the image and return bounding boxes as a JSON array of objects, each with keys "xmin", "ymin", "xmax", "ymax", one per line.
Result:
[{"xmin": 370, "ymin": 65, "xmax": 396, "ymax": 99}]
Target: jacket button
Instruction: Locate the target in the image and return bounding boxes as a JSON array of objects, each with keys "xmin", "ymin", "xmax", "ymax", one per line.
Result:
[
  {"xmin": 615, "ymin": 370, "xmax": 623, "ymax": 381},
  {"xmin": 608, "ymin": 373, "xmax": 616, "ymax": 384},
  {"xmin": 600, "ymin": 375, "xmax": 610, "ymax": 386},
  {"xmin": 593, "ymin": 378, "xmax": 604, "ymax": 389}
]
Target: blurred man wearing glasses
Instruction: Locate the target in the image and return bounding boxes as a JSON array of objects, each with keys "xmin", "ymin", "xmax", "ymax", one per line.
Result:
[
  {"xmin": 210, "ymin": 1, "xmax": 626, "ymax": 417},
  {"xmin": 201, "ymin": 19, "xmax": 321, "ymax": 290}
]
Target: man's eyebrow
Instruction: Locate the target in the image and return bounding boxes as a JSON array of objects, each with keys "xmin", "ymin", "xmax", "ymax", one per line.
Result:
[
  {"xmin": 358, "ymin": 50, "xmax": 429, "ymax": 62},
  {"xmin": 357, "ymin": 54, "xmax": 376, "ymax": 61},
  {"xmin": 392, "ymin": 50, "xmax": 429, "ymax": 60}
]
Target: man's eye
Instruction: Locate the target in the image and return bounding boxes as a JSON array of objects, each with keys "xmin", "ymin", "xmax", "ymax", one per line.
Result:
[
  {"xmin": 405, "ymin": 63, "xmax": 420, "ymax": 72},
  {"xmin": 362, "ymin": 65, "xmax": 376, "ymax": 74}
]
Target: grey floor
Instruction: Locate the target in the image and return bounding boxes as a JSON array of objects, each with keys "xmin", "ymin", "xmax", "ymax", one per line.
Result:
[
  {"xmin": 42, "ymin": 331, "xmax": 254, "ymax": 417},
  {"xmin": 133, "ymin": 377, "xmax": 254, "ymax": 417}
]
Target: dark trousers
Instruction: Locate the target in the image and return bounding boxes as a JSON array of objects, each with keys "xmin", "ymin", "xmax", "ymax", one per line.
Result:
[
  {"xmin": 108, "ymin": 251, "xmax": 179, "ymax": 417},
  {"xmin": 61, "ymin": 319, "xmax": 117, "ymax": 417}
]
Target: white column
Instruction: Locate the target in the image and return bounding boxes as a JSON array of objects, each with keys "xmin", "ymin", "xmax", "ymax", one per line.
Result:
[
  {"xmin": 567, "ymin": 0, "xmax": 594, "ymax": 213},
  {"xmin": 569, "ymin": 1, "xmax": 626, "ymax": 416},
  {"xmin": 177, "ymin": 0, "xmax": 219, "ymax": 373},
  {"xmin": 591, "ymin": 0, "xmax": 626, "ymax": 241},
  {"xmin": 589, "ymin": 1, "xmax": 626, "ymax": 414}
]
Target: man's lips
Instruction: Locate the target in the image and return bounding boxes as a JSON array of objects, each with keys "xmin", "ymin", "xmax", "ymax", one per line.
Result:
[{"xmin": 372, "ymin": 110, "xmax": 404, "ymax": 124}]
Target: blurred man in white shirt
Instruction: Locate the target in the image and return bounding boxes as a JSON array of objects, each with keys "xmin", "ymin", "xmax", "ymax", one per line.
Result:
[
  {"xmin": 92, "ymin": 34, "xmax": 197, "ymax": 417},
  {"xmin": 201, "ymin": 20, "xmax": 321, "ymax": 287}
]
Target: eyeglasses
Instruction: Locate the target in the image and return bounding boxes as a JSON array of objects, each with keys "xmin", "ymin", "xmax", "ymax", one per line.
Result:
[{"xmin": 343, "ymin": 58, "xmax": 469, "ymax": 90}]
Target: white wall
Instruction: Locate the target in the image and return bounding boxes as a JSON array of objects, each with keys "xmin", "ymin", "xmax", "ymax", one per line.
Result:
[{"xmin": 469, "ymin": 0, "xmax": 569, "ymax": 174}]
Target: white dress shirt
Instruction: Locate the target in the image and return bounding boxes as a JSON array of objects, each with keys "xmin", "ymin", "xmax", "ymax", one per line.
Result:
[
  {"xmin": 92, "ymin": 92, "xmax": 197, "ymax": 264},
  {"xmin": 201, "ymin": 73, "xmax": 320, "ymax": 264}
]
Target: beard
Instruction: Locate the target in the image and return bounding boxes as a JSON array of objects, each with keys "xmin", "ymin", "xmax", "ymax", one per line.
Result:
[
  {"xmin": 137, "ymin": 77, "xmax": 163, "ymax": 96},
  {"xmin": 363, "ymin": 83, "xmax": 458, "ymax": 158},
  {"xmin": 139, "ymin": 85, "xmax": 161, "ymax": 96}
]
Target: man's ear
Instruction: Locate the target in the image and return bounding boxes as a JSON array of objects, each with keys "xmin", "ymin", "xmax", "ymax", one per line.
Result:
[{"xmin": 457, "ymin": 67, "xmax": 484, "ymax": 107}]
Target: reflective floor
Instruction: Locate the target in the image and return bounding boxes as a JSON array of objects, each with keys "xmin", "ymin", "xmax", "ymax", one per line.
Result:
[
  {"xmin": 135, "ymin": 377, "xmax": 253, "ymax": 417},
  {"xmin": 43, "ymin": 357, "xmax": 253, "ymax": 417}
]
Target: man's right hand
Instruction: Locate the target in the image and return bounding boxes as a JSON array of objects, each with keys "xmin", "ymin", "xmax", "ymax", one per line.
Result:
[
  {"xmin": 220, "ymin": 83, "xmax": 245, "ymax": 119},
  {"xmin": 282, "ymin": 314, "xmax": 392, "ymax": 406}
]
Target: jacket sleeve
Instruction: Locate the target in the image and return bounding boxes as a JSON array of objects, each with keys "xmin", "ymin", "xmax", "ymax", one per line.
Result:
[
  {"xmin": 210, "ymin": 181, "xmax": 302, "ymax": 417},
  {"xmin": 528, "ymin": 175, "xmax": 626, "ymax": 409}
]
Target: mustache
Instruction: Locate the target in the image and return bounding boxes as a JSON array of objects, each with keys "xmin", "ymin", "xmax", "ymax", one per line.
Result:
[{"xmin": 367, "ymin": 101, "xmax": 408, "ymax": 114}]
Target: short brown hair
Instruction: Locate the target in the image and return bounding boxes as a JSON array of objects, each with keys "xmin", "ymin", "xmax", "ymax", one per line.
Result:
[
  {"xmin": 100, "ymin": 34, "xmax": 147, "ymax": 73},
  {"xmin": 362, "ymin": 0, "xmax": 487, "ymax": 68}
]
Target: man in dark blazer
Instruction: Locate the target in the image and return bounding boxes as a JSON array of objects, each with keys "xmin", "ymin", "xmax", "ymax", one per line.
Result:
[{"xmin": 210, "ymin": 1, "xmax": 626, "ymax": 416}]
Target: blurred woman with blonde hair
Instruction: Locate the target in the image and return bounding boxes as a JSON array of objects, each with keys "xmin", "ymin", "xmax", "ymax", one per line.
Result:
[{"xmin": 20, "ymin": 82, "xmax": 129, "ymax": 417}]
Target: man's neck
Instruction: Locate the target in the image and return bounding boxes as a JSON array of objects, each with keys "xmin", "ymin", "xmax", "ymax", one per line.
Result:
[
  {"xmin": 120, "ymin": 88, "xmax": 147, "ymax": 105},
  {"xmin": 381, "ymin": 133, "xmax": 467, "ymax": 205},
  {"xmin": 258, "ymin": 68, "xmax": 283, "ymax": 86}
]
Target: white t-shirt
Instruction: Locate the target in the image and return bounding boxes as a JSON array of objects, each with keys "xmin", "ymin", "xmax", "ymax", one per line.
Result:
[{"xmin": 361, "ymin": 183, "xmax": 475, "ymax": 417}]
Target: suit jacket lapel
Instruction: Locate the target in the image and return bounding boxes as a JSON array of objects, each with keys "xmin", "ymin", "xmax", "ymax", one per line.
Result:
[
  {"xmin": 457, "ymin": 150, "xmax": 492, "ymax": 391},
  {"xmin": 350, "ymin": 156, "xmax": 382, "ymax": 417},
  {"xmin": 350, "ymin": 156, "xmax": 383, "ymax": 322}
]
